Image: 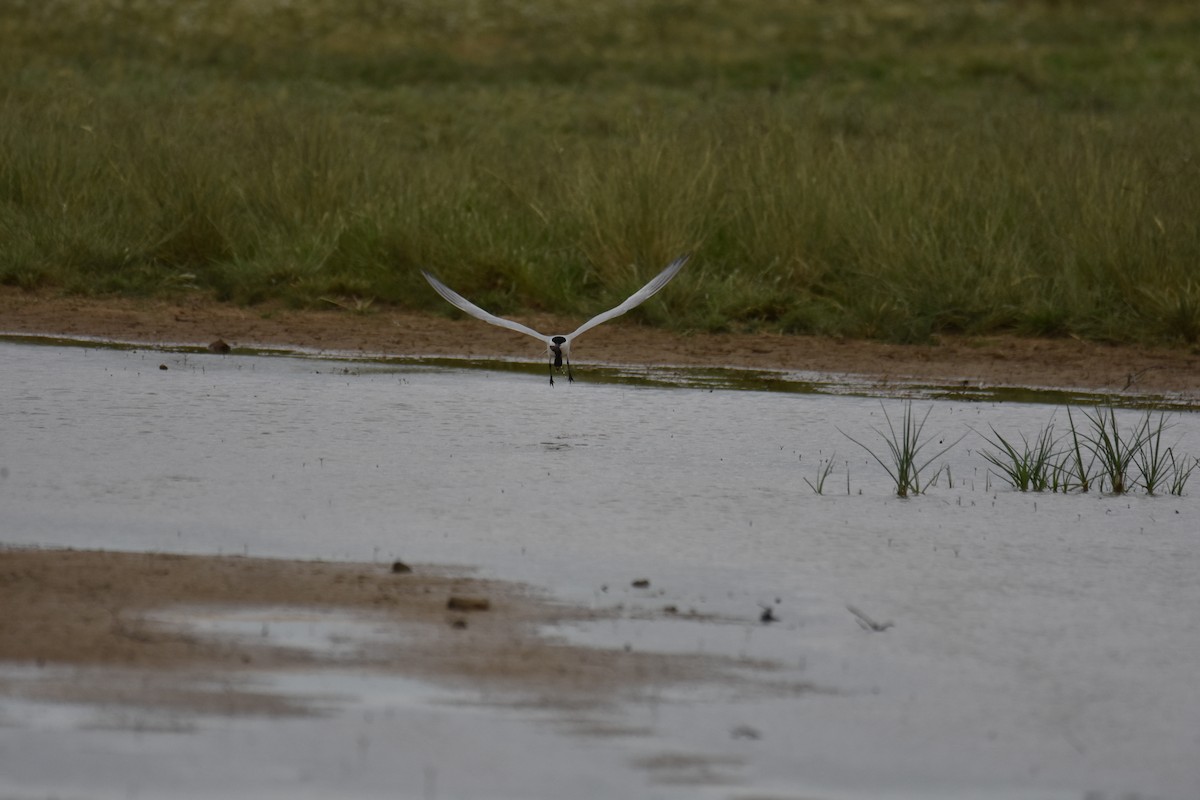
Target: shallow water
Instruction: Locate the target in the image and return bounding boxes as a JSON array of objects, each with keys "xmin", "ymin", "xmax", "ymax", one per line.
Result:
[{"xmin": 2, "ymin": 339, "xmax": 1199, "ymax": 799}]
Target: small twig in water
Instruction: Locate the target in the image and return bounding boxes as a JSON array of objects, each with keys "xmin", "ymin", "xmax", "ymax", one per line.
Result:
[
  {"xmin": 1122, "ymin": 366, "xmax": 1167, "ymax": 391},
  {"xmin": 847, "ymin": 604, "xmax": 893, "ymax": 632}
]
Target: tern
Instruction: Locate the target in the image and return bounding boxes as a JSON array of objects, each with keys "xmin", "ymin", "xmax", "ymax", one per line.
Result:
[{"xmin": 422, "ymin": 253, "xmax": 690, "ymax": 385}]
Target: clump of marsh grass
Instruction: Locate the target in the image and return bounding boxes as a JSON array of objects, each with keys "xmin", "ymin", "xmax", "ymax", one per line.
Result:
[
  {"xmin": 1121, "ymin": 409, "xmax": 1198, "ymax": 496},
  {"xmin": 1078, "ymin": 406, "xmax": 1149, "ymax": 494},
  {"xmin": 976, "ymin": 413, "xmax": 1101, "ymax": 494},
  {"xmin": 1084, "ymin": 406, "xmax": 1200, "ymax": 496},
  {"xmin": 1166, "ymin": 450, "xmax": 1199, "ymax": 496},
  {"xmin": 978, "ymin": 424, "xmax": 1059, "ymax": 492},
  {"xmin": 980, "ymin": 406, "xmax": 1196, "ymax": 496},
  {"xmin": 1139, "ymin": 281, "xmax": 1200, "ymax": 344},
  {"xmin": 840, "ymin": 402, "xmax": 963, "ymax": 498},
  {"xmin": 1132, "ymin": 411, "xmax": 1173, "ymax": 495}
]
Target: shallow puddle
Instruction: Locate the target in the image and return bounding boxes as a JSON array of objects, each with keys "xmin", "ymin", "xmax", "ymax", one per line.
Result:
[
  {"xmin": 146, "ymin": 606, "xmax": 409, "ymax": 660},
  {"xmin": 2, "ymin": 338, "xmax": 1199, "ymax": 799}
]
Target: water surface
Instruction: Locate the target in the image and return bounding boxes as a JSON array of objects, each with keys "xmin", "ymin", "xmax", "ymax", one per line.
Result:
[{"xmin": 2, "ymin": 340, "xmax": 1198, "ymax": 799}]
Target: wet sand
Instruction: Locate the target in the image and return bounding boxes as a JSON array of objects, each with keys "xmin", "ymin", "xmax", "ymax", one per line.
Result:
[{"xmin": 0, "ymin": 548, "xmax": 763, "ymax": 714}]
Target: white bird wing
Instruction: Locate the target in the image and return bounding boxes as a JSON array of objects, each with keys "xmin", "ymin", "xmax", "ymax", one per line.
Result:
[
  {"xmin": 421, "ymin": 271, "xmax": 548, "ymax": 342},
  {"xmin": 568, "ymin": 253, "xmax": 691, "ymax": 340}
]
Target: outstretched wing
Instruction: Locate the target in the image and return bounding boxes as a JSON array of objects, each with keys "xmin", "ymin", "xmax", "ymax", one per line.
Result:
[
  {"xmin": 569, "ymin": 253, "xmax": 691, "ymax": 340},
  {"xmin": 421, "ymin": 271, "xmax": 548, "ymax": 342}
]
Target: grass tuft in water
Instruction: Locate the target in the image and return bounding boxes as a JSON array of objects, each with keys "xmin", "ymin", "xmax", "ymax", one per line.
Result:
[
  {"xmin": 840, "ymin": 402, "xmax": 963, "ymax": 498},
  {"xmin": 978, "ymin": 424, "xmax": 1059, "ymax": 492},
  {"xmin": 845, "ymin": 403, "xmax": 1195, "ymax": 498},
  {"xmin": 988, "ymin": 406, "xmax": 1198, "ymax": 496},
  {"xmin": 1166, "ymin": 450, "xmax": 1199, "ymax": 496},
  {"xmin": 1079, "ymin": 406, "xmax": 1149, "ymax": 494},
  {"xmin": 1131, "ymin": 412, "xmax": 1175, "ymax": 495}
]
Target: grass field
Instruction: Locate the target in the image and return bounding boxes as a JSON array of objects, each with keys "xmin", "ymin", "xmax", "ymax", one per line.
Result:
[{"xmin": 2, "ymin": 0, "xmax": 1199, "ymax": 344}]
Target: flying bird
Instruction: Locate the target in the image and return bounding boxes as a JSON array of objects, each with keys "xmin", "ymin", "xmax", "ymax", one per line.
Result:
[{"xmin": 422, "ymin": 254, "xmax": 690, "ymax": 385}]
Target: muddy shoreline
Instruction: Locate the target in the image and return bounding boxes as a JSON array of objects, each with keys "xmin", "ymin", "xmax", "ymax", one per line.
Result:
[{"xmin": 3, "ymin": 290, "xmax": 1198, "ymax": 395}]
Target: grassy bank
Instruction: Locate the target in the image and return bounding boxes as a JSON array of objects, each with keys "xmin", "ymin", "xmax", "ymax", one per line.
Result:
[{"xmin": 2, "ymin": 1, "xmax": 1199, "ymax": 344}]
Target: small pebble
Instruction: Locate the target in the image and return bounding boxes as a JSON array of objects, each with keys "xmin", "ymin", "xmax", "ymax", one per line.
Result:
[
  {"xmin": 447, "ymin": 596, "xmax": 490, "ymax": 611},
  {"xmin": 731, "ymin": 725, "xmax": 761, "ymax": 740}
]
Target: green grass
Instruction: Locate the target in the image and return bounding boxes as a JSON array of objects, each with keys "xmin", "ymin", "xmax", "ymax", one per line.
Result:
[
  {"xmin": 979, "ymin": 424, "xmax": 1060, "ymax": 493},
  {"xmin": 840, "ymin": 402, "xmax": 962, "ymax": 498},
  {"xmin": 3, "ymin": 1, "xmax": 1200, "ymax": 344},
  {"xmin": 802, "ymin": 451, "xmax": 838, "ymax": 495},
  {"xmin": 1080, "ymin": 406, "xmax": 1148, "ymax": 494},
  {"xmin": 976, "ymin": 406, "xmax": 1197, "ymax": 495}
]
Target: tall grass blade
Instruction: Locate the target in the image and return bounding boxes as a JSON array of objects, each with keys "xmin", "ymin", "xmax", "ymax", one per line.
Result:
[{"xmin": 1063, "ymin": 407, "xmax": 1094, "ymax": 493}]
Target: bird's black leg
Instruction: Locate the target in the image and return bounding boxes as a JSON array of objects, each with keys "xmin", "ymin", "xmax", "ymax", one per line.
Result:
[
  {"xmin": 566, "ymin": 354, "xmax": 574, "ymax": 383},
  {"xmin": 548, "ymin": 358, "xmax": 555, "ymax": 386}
]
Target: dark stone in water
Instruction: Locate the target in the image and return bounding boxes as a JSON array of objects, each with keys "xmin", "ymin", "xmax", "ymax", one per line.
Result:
[{"xmin": 447, "ymin": 596, "xmax": 490, "ymax": 611}]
